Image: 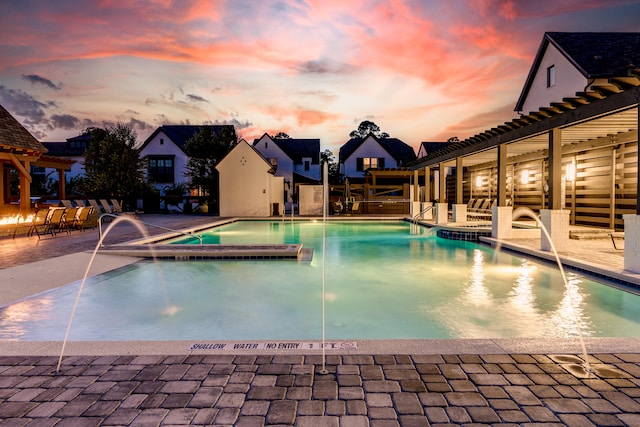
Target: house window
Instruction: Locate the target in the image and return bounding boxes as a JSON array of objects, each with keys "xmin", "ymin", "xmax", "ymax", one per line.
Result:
[
  {"xmin": 546, "ymin": 65, "xmax": 555, "ymax": 87},
  {"xmin": 304, "ymin": 160, "xmax": 310, "ymax": 171},
  {"xmin": 160, "ymin": 138, "xmax": 164, "ymax": 145},
  {"xmin": 148, "ymin": 156, "xmax": 174, "ymax": 183},
  {"xmin": 357, "ymin": 157, "xmax": 384, "ymax": 171}
]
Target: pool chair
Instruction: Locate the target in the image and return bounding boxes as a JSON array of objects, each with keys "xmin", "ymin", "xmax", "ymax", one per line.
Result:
[
  {"xmin": 60, "ymin": 207, "xmax": 79, "ymax": 234},
  {"xmin": 74, "ymin": 199, "xmax": 86, "ymax": 207},
  {"xmin": 610, "ymin": 232, "xmax": 624, "ymax": 250},
  {"xmin": 44, "ymin": 207, "xmax": 67, "ymax": 236},
  {"xmin": 88, "ymin": 199, "xmax": 104, "ymax": 214},
  {"xmin": 12, "ymin": 208, "xmax": 49, "ymax": 238},
  {"xmin": 99, "ymin": 199, "xmax": 113, "ymax": 214},
  {"xmin": 60, "ymin": 199, "xmax": 74, "ymax": 209},
  {"xmin": 350, "ymin": 202, "xmax": 360, "ymax": 214}
]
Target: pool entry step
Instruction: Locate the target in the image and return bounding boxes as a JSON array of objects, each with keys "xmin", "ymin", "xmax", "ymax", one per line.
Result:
[{"xmin": 99, "ymin": 243, "xmax": 313, "ymax": 261}]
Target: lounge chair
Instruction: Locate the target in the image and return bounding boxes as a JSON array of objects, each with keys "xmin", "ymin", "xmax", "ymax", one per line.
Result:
[
  {"xmin": 60, "ymin": 207, "xmax": 79, "ymax": 234},
  {"xmin": 60, "ymin": 200, "xmax": 74, "ymax": 208},
  {"xmin": 13, "ymin": 208, "xmax": 49, "ymax": 238},
  {"xmin": 350, "ymin": 202, "xmax": 360, "ymax": 214},
  {"xmin": 44, "ymin": 207, "xmax": 66, "ymax": 236},
  {"xmin": 110, "ymin": 199, "xmax": 123, "ymax": 214},
  {"xmin": 67, "ymin": 206, "xmax": 91, "ymax": 231},
  {"xmin": 610, "ymin": 232, "xmax": 624, "ymax": 250},
  {"xmin": 88, "ymin": 199, "xmax": 103, "ymax": 214},
  {"xmin": 99, "ymin": 199, "xmax": 113, "ymax": 214},
  {"xmin": 74, "ymin": 199, "xmax": 86, "ymax": 207}
]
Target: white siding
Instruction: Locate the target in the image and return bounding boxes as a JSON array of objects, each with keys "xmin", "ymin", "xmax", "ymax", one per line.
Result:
[
  {"xmin": 342, "ymin": 136, "xmax": 394, "ymax": 179},
  {"xmin": 519, "ymin": 44, "xmax": 586, "ymax": 115},
  {"xmin": 217, "ymin": 140, "xmax": 275, "ymax": 216},
  {"xmin": 139, "ymin": 131, "xmax": 190, "ymax": 189}
]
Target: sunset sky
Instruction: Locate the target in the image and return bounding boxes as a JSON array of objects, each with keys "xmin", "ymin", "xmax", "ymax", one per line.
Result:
[{"xmin": 1, "ymin": 0, "xmax": 638, "ymax": 154}]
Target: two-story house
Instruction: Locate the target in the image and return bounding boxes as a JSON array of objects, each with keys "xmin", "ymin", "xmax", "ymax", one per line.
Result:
[
  {"xmin": 139, "ymin": 124, "xmax": 237, "ymax": 190},
  {"xmin": 252, "ymin": 133, "xmax": 320, "ymax": 209},
  {"xmin": 339, "ymin": 133, "xmax": 416, "ymax": 181}
]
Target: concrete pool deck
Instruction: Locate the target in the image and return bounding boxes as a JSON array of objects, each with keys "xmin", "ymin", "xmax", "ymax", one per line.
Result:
[{"xmin": 1, "ymin": 214, "xmax": 639, "ymax": 425}]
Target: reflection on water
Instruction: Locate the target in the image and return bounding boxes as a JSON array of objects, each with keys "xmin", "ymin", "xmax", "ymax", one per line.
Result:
[{"xmin": 0, "ymin": 221, "xmax": 638, "ymax": 341}]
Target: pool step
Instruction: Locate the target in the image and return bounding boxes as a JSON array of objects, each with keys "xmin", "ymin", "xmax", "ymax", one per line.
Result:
[{"xmin": 99, "ymin": 244, "xmax": 308, "ymax": 261}]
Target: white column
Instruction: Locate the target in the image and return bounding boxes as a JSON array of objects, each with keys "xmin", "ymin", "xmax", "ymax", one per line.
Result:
[
  {"xmin": 540, "ymin": 209, "xmax": 570, "ymax": 252},
  {"xmin": 452, "ymin": 204, "xmax": 467, "ymax": 222},
  {"xmin": 623, "ymin": 215, "xmax": 640, "ymax": 273},
  {"xmin": 492, "ymin": 206, "xmax": 512, "ymax": 239},
  {"xmin": 435, "ymin": 203, "xmax": 448, "ymax": 224}
]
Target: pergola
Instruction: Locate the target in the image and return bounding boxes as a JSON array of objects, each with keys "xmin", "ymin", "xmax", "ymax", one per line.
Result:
[
  {"xmin": 412, "ymin": 81, "xmax": 640, "ymax": 224},
  {"xmin": 0, "ymin": 105, "xmax": 73, "ymax": 215}
]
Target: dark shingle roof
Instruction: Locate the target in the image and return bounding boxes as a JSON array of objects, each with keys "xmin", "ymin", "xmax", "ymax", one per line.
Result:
[
  {"xmin": 547, "ymin": 32, "xmax": 640, "ymax": 77},
  {"xmin": 418, "ymin": 142, "xmax": 450, "ymax": 158},
  {"xmin": 339, "ymin": 134, "xmax": 416, "ymax": 164},
  {"xmin": 516, "ymin": 32, "xmax": 640, "ymax": 112},
  {"xmin": 0, "ymin": 104, "xmax": 47, "ymax": 153},
  {"xmin": 272, "ymin": 138, "xmax": 320, "ymax": 164},
  {"xmin": 141, "ymin": 125, "xmax": 237, "ymax": 151}
]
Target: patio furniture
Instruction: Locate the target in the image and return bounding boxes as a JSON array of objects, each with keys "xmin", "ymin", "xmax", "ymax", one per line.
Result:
[
  {"xmin": 60, "ymin": 200, "xmax": 74, "ymax": 208},
  {"xmin": 44, "ymin": 207, "xmax": 67, "ymax": 236},
  {"xmin": 100, "ymin": 199, "xmax": 113, "ymax": 214},
  {"xmin": 88, "ymin": 199, "xmax": 104, "ymax": 214},
  {"xmin": 60, "ymin": 207, "xmax": 79, "ymax": 234},
  {"xmin": 74, "ymin": 199, "xmax": 86, "ymax": 207},
  {"xmin": 610, "ymin": 232, "xmax": 624, "ymax": 250},
  {"xmin": 12, "ymin": 208, "xmax": 50, "ymax": 238}
]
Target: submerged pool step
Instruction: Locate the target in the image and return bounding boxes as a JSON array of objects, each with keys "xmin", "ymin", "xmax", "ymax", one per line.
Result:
[{"xmin": 99, "ymin": 244, "xmax": 310, "ymax": 261}]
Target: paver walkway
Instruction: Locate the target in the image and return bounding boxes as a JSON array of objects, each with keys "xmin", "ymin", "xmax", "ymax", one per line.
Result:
[{"xmin": 1, "ymin": 353, "xmax": 640, "ymax": 426}]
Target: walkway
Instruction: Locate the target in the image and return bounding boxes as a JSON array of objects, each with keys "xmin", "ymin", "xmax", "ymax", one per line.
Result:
[{"xmin": 1, "ymin": 214, "xmax": 639, "ymax": 426}]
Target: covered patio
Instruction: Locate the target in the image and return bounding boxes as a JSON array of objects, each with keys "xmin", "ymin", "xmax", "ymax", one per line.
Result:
[{"xmin": 412, "ymin": 77, "xmax": 639, "ymax": 272}]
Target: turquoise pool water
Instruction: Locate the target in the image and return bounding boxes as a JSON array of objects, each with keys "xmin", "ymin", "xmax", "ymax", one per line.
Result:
[{"xmin": 1, "ymin": 220, "xmax": 639, "ymax": 341}]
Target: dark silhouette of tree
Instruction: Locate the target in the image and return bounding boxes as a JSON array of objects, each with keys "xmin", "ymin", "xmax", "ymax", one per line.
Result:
[
  {"xmin": 82, "ymin": 123, "xmax": 146, "ymax": 203},
  {"xmin": 447, "ymin": 136, "xmax": 460, "ymax": 143},
  {"xmin": 274, "ymin": 132, "xmax": 290, "ymax": 139},
  {"xmin": 349, "ymin": 120, "xmax": 389, "ymax": 139},
  {"xmin": 320, "ymin": 149, "xmax": 341, "ymax": 184},
  {"xmin": 183, "ymin": 126, "xmax": 237, "ymax": 215}
]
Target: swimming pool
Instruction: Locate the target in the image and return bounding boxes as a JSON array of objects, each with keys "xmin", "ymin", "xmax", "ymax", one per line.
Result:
[{"xmin": 1, "ymin": 220, "xmax": 639, "ymax": 341}]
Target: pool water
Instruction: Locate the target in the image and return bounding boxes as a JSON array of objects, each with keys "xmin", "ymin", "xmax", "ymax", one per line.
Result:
[{"xmin": 1, "ymin": 220, "xmax": 639, "ymax": 341}]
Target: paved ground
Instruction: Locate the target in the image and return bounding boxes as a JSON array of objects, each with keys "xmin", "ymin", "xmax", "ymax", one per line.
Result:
[{"xmin": 1, "ymin": 214, "xmax": 639, "ymax": 426}]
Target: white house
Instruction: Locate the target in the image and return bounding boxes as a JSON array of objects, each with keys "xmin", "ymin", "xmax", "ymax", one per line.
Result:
[
  {"xmin": 515, "ymin": 32, "xmax": 639, "ymax": 115},
  {"xmin": 252, "ymin": 133, "xmax": 321, "ymax": 209},
  {"xmin": 416, "ymin": 141, "xmax": 450, "ymax": 159},
  {"xmin": 339, "ymin": 133, "xmax": 416, "ymax": 181},
  {"xmin": 139, "ymin": 125, "xmax": 237, "ymax": 190},
  {"xmin": 216, "ymin": 139, "xmax": 284, "ymax": 217}
]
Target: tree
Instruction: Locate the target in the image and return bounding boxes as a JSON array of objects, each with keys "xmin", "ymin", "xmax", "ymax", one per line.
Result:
[
  {"xmin": 273, "ymin": 132, "xmax": 290, "ymax": 139},
  {"xmin": 183, "ymin": 126, "xmax": 237, "ymax": 215},
  {"xmin": 447, "ymin": 136, "xmax": 460, "ymax": 143},
  {"xmin": 82, "ymin": 123, "xmax": 146, "ymax": 204},
  {"xmin": 320, "ymin": 149, "xmax": 341, "ymax": 184},
  {"xmin": 349, "ymin": 120, "xmax": 389, "ymax": 139}
]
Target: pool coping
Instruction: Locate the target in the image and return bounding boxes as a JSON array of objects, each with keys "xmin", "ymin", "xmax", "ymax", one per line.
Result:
[{"xmin": 3, "ymin": 337, "xmax": 640, "ymax": 356}]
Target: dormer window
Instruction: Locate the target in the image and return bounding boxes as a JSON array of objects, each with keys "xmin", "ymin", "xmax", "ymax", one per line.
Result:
[{"xmin": 546, "ymin": 65, "xmax": 555, "ymax": 88}]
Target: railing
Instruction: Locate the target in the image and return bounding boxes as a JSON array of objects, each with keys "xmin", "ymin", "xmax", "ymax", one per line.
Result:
[
  {"xmin": 98, "ymin": 213, "xmax": 203, "ymax": 244},
  {"xmin": 412, "ymin": 204, "xmax": 434, "ymax": 223}
]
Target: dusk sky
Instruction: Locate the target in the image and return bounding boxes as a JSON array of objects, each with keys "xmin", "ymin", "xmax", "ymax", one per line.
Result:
[{"xmin": 1, "ymin": 0, "xmax": 638, "ymax": 154}]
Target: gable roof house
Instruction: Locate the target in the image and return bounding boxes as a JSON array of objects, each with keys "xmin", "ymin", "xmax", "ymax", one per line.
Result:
[
  {"xmin": 417, "ymin": 141, "xmax": 451, "ymax": 159},
  {"xmin": 339, "ymin": 133, "xmax": 416, "ymax": 181},
  {"xmin": 516, "ymin": 32, "xmax": 640, "ymax": 115},
  {"xmin": 139, "ymin": 124, "xmax": 237, "ymax": 191},
  {"xmin": 41, "ymin": 132, "xmax": 91, "ymax": 181},
  {"xmin": 252, "ymin": 133, "xmax": 321, "ymax": 209},
  {"xmin": 216, "ymin": 139, "xmax": 284, "ymax": 217}
]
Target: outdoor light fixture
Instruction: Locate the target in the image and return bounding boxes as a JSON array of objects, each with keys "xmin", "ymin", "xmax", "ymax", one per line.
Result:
[
  {"xmin": 521, "ymin": 169, "xmax": 530, "ymax": 185},
  {"xmin": 475, "ymin": 175, "xmax": 484, "ymax": 188},
  {"xmin": 566, "ymin": 162, "xmax": 576, "ymax": 182}
]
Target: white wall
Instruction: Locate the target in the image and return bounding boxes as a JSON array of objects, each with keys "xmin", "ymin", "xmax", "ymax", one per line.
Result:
[
  {"xmin": 139, "ymin": 130, "xmax": 190, "ymax": 189},
  {"xmin": 342, "ymin": 136, "xmax": 393, "ymax": 179},
  {"xmin": 217, "ymin": 140, "xmax": 275, "ymax": 216},
  {"xmin": 298, "ymin": 185, "xmax": 323, "ymax": 215},
  {"xmin": 519, "ymin": 44, "xmax": 586, "ymax": 115}
]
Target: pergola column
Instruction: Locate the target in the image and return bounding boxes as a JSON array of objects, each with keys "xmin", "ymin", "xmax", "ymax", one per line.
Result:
[
  {"xmin": 57, "ymin": 169, "xmax": 66, "ymax": 200},
  {"xmin": 452, "ymin": 157, "xmax": 466, "ymax": 222},
  {"xmin": 0, "ymin": 164, "xmax": 4, "ymax": 205},
  {"xmin": 548, "ymin": 128, "xmax": 562, "ymax": 210},
  {"xmin": 438, "ymin": 162, "xmax": 446, "ymax": 203},
  {"xmin": 492, "ymin": 144, "xmax": 512, "ymax": 238},
  {"xmin": 623, "ymin": 104, "xmax": 640, "ymax": 273},
  {"xmin": 19, "ymin": 161, "xmax": 30, "ymax": 213},
  {"xmin": 424, "ymin": 166, "xmax": 431, "ymax": 202}
]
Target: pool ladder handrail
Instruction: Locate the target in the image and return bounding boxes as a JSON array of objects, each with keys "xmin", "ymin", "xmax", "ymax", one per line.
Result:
[
  {"xmin": 98, "ymin": 213, "xmax": 204, "ymax": 244},
  {"xmin": 412, "ymin": 204, "xmax": 434, "ymax": 223}
]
